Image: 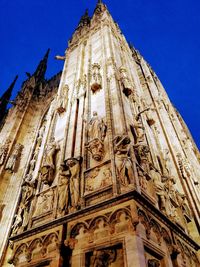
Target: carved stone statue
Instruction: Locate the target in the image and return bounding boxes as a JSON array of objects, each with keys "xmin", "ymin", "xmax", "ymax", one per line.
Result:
[
  {"xmin": 118, "ymin": 67, "xmax": 134, "ymax": 96},
  {"xmin": 11, "ymin": 206, "xmax": 23, "ymax": 235},
  {"xmin": 40, "ymin": 138, "xmax": 60, "ymax": 185},
  {"xmin": 134, "ymin": 142, "xmax": 150, "ymax": 173},
  {"xmin": 5, "ymin": 143, "xmax": 23, "ymax": 172},
  {"xmin": 149, "ymin": 165, "xmax": 166, "ymax": 211},
  {"xmin": 113, "ymin": 135, "xmax": 134, "ymax": 186},
  {"xmin": 134, "ymin": 119, "xmax": 145, "ymax": 143},
  {"xmin": 65, "ymin": 157, "xmax": 82, "ymax": 212},
  {"xmin": 0, "ymin": 140, "xmax": 10, "ymax": 166},
  {"xmin": 37, "ymin": 124, "xmax": 46, "ymax": 146},
  {"xmin": 57, "ymin": 84, "xmax": 69, "ymax": 114},
  {"xmin": 57, "ymin": 164, "xmax": 70, "ymax": 216},
  {"xmin": 163, "ymin": 149, "xmax": 172, "ymax": 177},
  {"xmin": 88, "ymin": 111, "xmax": 107, "ymax": 142},
  {"xmin": 91, "ymin": 64, "xmax": 102, "ymax": 93}
]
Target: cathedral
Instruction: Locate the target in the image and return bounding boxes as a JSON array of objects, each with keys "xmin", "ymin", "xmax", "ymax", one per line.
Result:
[{"xmin": 0, "ymin": 1, "xmax": 199, "ymax": 266}]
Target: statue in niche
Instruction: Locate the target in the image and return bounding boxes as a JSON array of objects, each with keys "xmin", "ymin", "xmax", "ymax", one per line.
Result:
[
  {"xmin": 0, "ymin": 140, "xmax": 10, "ymax": 166},
  {"xmin": 65, "ymin": 157, "xmax": 82, "ymax": 212},
  {"xmin": 40, "ymin": 138, "xmax": 60, "ymax": 185},
  {"xmin": 20, "ymin": 181, "xmax": 35, "ymax": 231},
  {"xmin": 148, "ymin": 259, "xmax": 160, "ymax": 267},
  {"xmin": 134, "ymin": 142, "xmax": 150, "ymax": 173},
  {"xmin": 86, "ymin": 111, "xmax": 107, "ymax": 161},
  {"xmin": 163, "ymin": 149, "xmax": 172, "ymax": 177},
  {"xmin": 11, "ymin": 206, "xmax": 23, "ymax": 235},
  {"xmin": 57, "ymin": 84, "xmax": 69, "ymax": 114},
  {"xmin": 88, "ymin": 111, "xmax": 107, "ymax": 142},
  {"xmin": 91, "ymin": 63, "xmax": 102, "ymax": 93},
  {"xmin": 37, "ymin": 123, "xmax": 46, "ymax": 147},
  {"xmin": 165, "ymin": 176, "xmax": 177, "ymax": 205},
  {"xmin": 90, "ymin": 249, "xmax": 116, "ymax": 267},
  {"xmin": 113, "ymin": 135, "xmax": 134, "ymax": 186},
  {"xmin": 149, "ymin": 164, "xmax": 166, "ymax": 212},
  {"xmin": 57, "ymin": 163, "xmax": 70, "ymax": 216},
  {"xmin": 118, "ymin": 66, "xmax": 134, "ymax": 97},
  {"xmin": 134, "ymin": 119, "xmax": 145, "ymax": 143},
  {"xmin": 5, "ymin": 143, "xmax": 23, "ymax": 172}
]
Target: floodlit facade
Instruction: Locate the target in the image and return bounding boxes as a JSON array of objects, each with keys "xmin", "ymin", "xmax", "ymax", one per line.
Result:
[{"xmin": 0, "ymin": 1, "xmax": 199, "ymax": 266}]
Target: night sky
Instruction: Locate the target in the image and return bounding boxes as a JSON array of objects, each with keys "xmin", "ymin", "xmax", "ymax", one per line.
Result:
[{"xmin": 0, "ymin": 0, "xmax": 199, "ymax": 149}]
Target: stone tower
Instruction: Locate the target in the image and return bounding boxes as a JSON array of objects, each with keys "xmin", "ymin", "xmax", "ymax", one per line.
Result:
[{"xmin": 0, "ymin": 1, "xmax": 199, "ymax": 266}]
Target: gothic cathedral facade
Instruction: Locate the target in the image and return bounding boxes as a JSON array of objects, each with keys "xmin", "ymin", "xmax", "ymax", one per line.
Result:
[{"xmin": 0, "ymin": 1, "xmax": 199, "ymax": 267}]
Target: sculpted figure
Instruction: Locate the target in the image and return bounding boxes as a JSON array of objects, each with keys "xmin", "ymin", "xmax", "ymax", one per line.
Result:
[
  {"xmin": 37, "ymin": 124, "xmax": 46, "ymax": 146},
  {"xmin": 57, "ymin": 84, "xmax": 69, "ymax": 114},
  {"xmin": 134, "ymin": 142, "xmax": 150, "ymax": 173},
  {"xmin": 66, "ymin": 157, "xmax": 82, "ymax": 212},
  {"xmin": 163, "ymin": 149, "xmax": 172, "ymax": 177},
  {"xmin": 19, "ymin": 181, "xmax": 35, "ymax": 230},
  {"xmin": 11, "ymin": 206, "xmax": 23, "ymax": 235},
  {"xmin": 91, "ymin": 63, "xmax": 102, "ymax": 93},
  {"xmin": 134, "ymin": 119, "xmax": 145, "ymax": 143},
  {"xmin": 40, "ymin": 138, "xmax": 60, "ymax": 185},
  {"xmin": 113, "ymin": 135, "xmax": 133, "ymax": 186},
  {"xmin": 5, "ymin": 143, "xmax": 23, "ymax": 172},
  {"xmin": 0, "ymin": 140, "xmax": 10, "ymax": 166},
  {"xmin": 88, "ymin": 111, "xmax": 107, "ymax": 142},
  {"xmin": 149, "ymin": 165, "xmax": 166, "ymax": 211},
  {"xmin": 119, "ymin": 66, "xmax": 133, "ymax": 96},
  {"xmin": 57, "ymin": 163, "xmax": 70, "ymax": 216}
]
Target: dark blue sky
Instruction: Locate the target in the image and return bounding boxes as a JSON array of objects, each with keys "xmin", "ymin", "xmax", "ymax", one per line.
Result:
[{"xmin": 0, "ymin": 0, "xmax": 199, "ymax": 149}]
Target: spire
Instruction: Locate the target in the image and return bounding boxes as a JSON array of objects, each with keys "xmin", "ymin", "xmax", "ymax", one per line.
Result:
[
  {"xmin": 0, "ymin": 75, "xmax": 18, "ymax": 125},
  {"xmin": 33, "ymin": 48, "xmax": 50, "ymax": 82},
  {"xmin": 77, "ymin": 9, "xmax": 90, "ymax": 29},
  {"xmin": 94, "ymin": 0, "xmax": 106, "ymax": 15}
]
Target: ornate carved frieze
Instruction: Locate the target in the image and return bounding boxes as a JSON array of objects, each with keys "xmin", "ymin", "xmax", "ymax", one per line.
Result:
[
  {"xmin": 9, "ymin": 229, "xmax": 62, "ymax": 266},
  {"xmin": 84, "ymin": 162, "xmax": 112, "ymax": 195}
]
